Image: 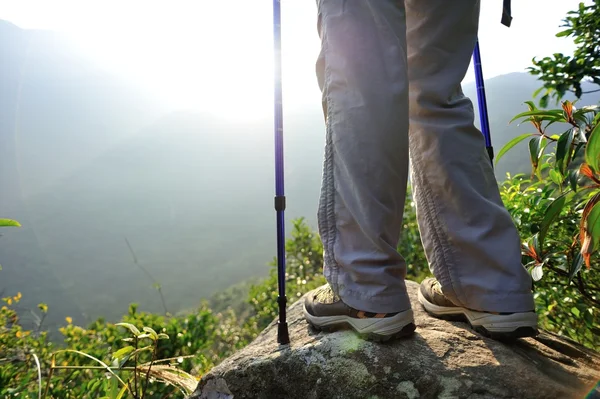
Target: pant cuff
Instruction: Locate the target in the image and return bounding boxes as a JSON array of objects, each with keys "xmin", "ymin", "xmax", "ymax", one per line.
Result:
[
  {"xmin": 338, "ymin": 287, "xmax": 412, "ymax": 314},
  {"xmin": 462, "ymin": 291, "xmax": 535, "ymax": 313}
]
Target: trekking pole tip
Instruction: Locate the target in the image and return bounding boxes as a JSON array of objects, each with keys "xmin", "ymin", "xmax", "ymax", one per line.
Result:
[
  {"xmin": 277, "ymin": 295, "xmax": 290, "ymax": 345},
  {"xmin": 277, "ymin": 321, "xmax": 290, "ymax": 345}
]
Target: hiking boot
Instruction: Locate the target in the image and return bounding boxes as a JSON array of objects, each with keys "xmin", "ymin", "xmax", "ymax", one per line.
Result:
[
  {"xmin": 303, "ymin": 284, "xmax": 416, "ymax": 342},
  {"xmin": 418, "ymin": 278, "xmax": 538, "ymax": 340}
]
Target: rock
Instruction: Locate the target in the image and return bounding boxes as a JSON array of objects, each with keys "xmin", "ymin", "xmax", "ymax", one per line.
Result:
[{"xmin": 190, "ymin": 281, "xmax": 600, "ymax": 399}]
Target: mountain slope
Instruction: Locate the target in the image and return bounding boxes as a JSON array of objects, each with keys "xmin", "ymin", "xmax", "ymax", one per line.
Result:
[
  {"xmin": 465, "ymin": 72, "xmax": 600, "ymax": 178},
  {"xmin": 2, "ymin": 20, "xmax": 600, "ymax": 330}
]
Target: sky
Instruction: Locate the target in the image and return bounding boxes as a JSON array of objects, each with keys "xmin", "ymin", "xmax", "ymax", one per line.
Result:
[{"xmin": 0, "ymin": 0, "xmax": 588, "ymax": 119}]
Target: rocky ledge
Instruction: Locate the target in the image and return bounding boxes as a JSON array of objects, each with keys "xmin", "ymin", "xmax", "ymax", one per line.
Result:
[{"xmin": 190, "ymin": 281, "xmax": 600, "ymax": 399}]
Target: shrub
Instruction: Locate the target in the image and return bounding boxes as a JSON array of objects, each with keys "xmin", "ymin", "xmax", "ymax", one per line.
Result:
[
  {"xmin": 497, "ymin": 100, "xmax": 600, "ymax": 348},
  {"xmin": 0, "ymin": 293, "xmax": 256, "ymax": 398}
]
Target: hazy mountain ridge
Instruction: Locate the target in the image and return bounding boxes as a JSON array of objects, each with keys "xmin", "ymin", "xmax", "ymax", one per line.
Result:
[
  {"xmin": 2, "ymin": 20, "xmax": 600, "ymax": 332},
  {"xmin": 0, "ymin": 21, "xmax": 164, "ymax": 202},
  {"xmin": 466, "ymin": 71, "xmax": 600, "ymax": 178}
]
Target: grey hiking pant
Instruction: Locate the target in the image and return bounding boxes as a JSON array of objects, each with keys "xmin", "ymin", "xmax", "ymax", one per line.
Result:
[{"xmin": 315, "ymin": 0, "xmax": 535, "ymax": 314}]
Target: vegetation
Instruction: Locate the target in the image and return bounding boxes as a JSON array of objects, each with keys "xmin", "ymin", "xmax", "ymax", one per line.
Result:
[
  {"xmin": 514, "ymin": 0, "xmax": 600, "ymax": 347},
  {"xmin": 0, "ymin": 202, "xmax": 427, "ymax": 398},
  {"xmin": 1, "ymin": 2, "xmax": 599, "ymax": 397},
  {"xmin": 497, "ymin": 99, "xmax": 600, "ymax": 348},
  {"xmin": 0, "ymin": 219, "xmax": 21, "ymax": 228},
  {"xmin": 1, "ymin": 294, "xmax": 256, "ymax": 398},
  {"xmin": 530, "ymin": 0, "xmax": 600, "ymax": 106}
]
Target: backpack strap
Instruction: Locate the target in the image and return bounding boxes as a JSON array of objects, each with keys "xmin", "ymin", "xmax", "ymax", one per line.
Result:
[{"xmin": 501, "ymin": 0, "xmax": 512, "ymax": 27}]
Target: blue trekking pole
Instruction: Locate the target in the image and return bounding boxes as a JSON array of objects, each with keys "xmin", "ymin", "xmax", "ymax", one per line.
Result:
[
  {"xmin": 474, "ymin": 0, "xmax": 513, "ymax": 164},
  {"xmin": 273, "ymin": 0, "xmax": 290, "ymax": 345},
  {"xmin": 472, "ymin": 40, "xmax": 494, "ymax": 164}
]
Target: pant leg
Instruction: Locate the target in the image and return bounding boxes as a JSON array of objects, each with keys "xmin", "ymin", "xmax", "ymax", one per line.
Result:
[
  {"xmin": 315, "ymin": 0, "xmax": 411, "ymax": 313},
  {"xmin": 405, "ymin": 0, "xmax": 535, "ymax": 313}
]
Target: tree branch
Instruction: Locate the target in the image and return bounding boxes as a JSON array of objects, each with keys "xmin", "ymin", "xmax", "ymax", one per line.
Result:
[{"xmin": 581, "ymin": 88, "xmax": 600, "ymax": 94}]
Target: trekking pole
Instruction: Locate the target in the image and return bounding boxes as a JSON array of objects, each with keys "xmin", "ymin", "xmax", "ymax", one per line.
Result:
[
  {"xmin": 472, "ymin": 40, "xmax": 494, "ymax": 164},
  {"xmin": 273, "ymin": 0, "xmax": 290, "ymax": 345},
  {"xmin": 472, "ymin": 1, "xmax": 512, "ymax": 165}
]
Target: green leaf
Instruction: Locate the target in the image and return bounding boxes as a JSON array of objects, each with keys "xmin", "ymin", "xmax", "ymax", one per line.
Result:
[
  {"xmin": 509, "ymin": 109, "xmax": 565, "ymax": 124},
  {"xmin": 585, "ymin": 120, "xmax": 600, "ymax": 173},
  {"xmin": 575, "ymin": 104, "xmax": 599, "ymax": 116},
  {"xmin": 116, "ymin": 322, "xmax": 140, "ymax": 336},
  {"xmin": 109, "ymin": 373, "xmax": 120, "ymax": 398},
  {"xmin": 549, "ymin": 169, "xmax": 563, "ymax": 185},
  {"xmin": 495, "ymin": 133, "xmax": 535, "ymax": 165},
  {"xmin": 568, "ymin": 170, "xmax": 579, "ymax": 192},
  {"xmin": 529, "ymin": 136, "xmax": 547, "ymax": 175},
  {"xmin": 532, "ymin": 87, "xmax": 545, "ymax": 99},
  {"xmin": 524, "ymin": 100, "xmax": 538, "ymax": 110},
  {"xmin": 157, "ymin": 333, "xmax": 169, "ymax": 340},
  {"xmin": 89, "ymin": 379, "xmax": 102, "ymax": 393},
  {"xmin": 573, "ymin": 109, "xmax": 595, "ymax": 125},
  {"xmin": 574, "ymin": 142, "xmax": 586, "ymax": 159},
  {"xmin": 568, "ymin": 253, "xmax": 584, "ymax": 282},
  {"xmin": 116, "ymin": 382, "xmax": 130, "ymax": 399},
  {"xmin": 119, "ymin": 346, "xmax": 152, "ymax": 367},
  {"xmin": 593, "ymin": 111, "xmax": 600, "ymax": 126},
  {"xmin": 539, "ymin": 193, "xmax": 568, "ymax": 246},
  {"xmin": 540, "ymin": 161, "xmax": 552, "ymax": 172},
  {"xmin": 112, "ymin": 346, "xmax": 135, "ymax": 361},
  {"xmin": 528, "ymin": 137, "xmax": 540, "ymax": 162},
  {"xmin": 142, "ymin": 326, "xmax": 159, "ymax": 340},
  {"xmin": 571, "ymin": 307, "xmax": 580, "ymax": 317},
  {"xmin": 0, "ymin": 219, "xmax": 21, "ymax": 227},
  {"xmin": 555, "ymin": 129, "xmax": 575, "ymax": 174},
  {"xmin": 585, "ymin": 200, "xmax": 600, "ymax": 253}
]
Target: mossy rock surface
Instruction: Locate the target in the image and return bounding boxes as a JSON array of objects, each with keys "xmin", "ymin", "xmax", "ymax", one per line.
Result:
[{"xmin": 190, "ymin": 281, "xmax": 600, "ymax": 399}]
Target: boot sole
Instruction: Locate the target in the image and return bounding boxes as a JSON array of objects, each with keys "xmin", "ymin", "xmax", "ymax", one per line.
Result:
[
  {"xmin": 418, "ymin": 289, "xmax": 538, "ymax": 340},
  {"xmin": 303, "ymin": 306, "xmax": 416, "ymax": 343}
]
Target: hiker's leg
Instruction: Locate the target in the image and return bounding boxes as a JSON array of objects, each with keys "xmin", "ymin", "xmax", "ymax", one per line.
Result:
[
  {"xmin": 405, "ymin": 0, "xmax": 534, "ymax": 313},
  {"xmin": 315, "ymin": 0, "xmax": 410, "ymax": 313}
]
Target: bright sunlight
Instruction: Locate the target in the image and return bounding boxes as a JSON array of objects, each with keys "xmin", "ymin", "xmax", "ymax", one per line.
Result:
[
  {"xmin": 0, "ymin": 0, "xmax": 584, "ymax": 120},
  {"xmin": 1, "ymin": 0, "xmax": 322, "ymax": 120}
]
